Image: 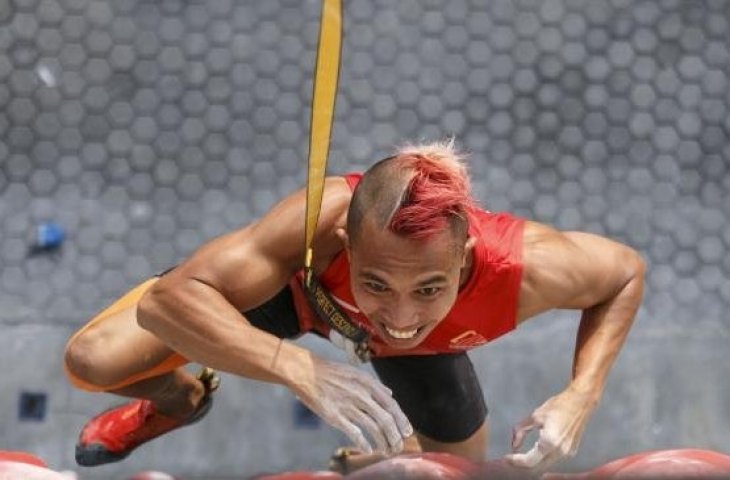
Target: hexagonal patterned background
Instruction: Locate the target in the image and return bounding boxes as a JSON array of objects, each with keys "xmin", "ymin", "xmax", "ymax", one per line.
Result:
[{"xmin": 0, "ymin": 0, "xmax": 728, "ymax": 477}]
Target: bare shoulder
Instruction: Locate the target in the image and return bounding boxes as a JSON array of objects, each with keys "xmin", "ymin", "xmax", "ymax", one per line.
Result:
[
  {"xmin": 517, "ymin": 221, "xmax": 644, "ymax": 322},
  {"xmin": 247, "ymin": 175, "xmax": 352, "ymax": 271},
  {"xmin": 310, "ymin": 176, "xmax": 353, "ymax": 269},
  {"xmin": 161, "ymin": 176, "xmax": 352, "ymax": 298}
]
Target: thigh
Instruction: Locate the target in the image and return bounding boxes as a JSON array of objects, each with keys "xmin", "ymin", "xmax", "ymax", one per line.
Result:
[
  {"xmin": 66, "ymin": 277, "xmax": 184, "ymax": 388},
  {"xmin": 371, "ymin": 352, "xmax": 487, "ymax": 443}
]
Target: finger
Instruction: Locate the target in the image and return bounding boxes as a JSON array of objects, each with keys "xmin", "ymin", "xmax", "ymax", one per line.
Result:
[
  {"xmin": 334, "ymin": 416, "xmax": 373, "ymax": 455},
  {"xmin": 512, "ymin": 416, "xmax": 539, "ymax": 450},
  {"xmin": 504, "ymin": 442, "xmax": 545, "ymax": 469},
  {"xmin": 346, "ymin": 406, "xmax": 389, "ymax": 453},
  {"xmin": 353, "ymin": 391, "xmax": 405, "ymax": 454},
  {"xmin": 358, "ymin": 375, "xmax": 413, "ymax": 439},
  {"xmin": 531, "ymin": 434, "xmax": 570, "ymax": 471},
  {"xmin": 507, "ymin": 433, "xmax": 566, "ymax": 472},
  {"xmin": 346, "ymin": 382, "xmax": 404, "ymax": 454},
  {"xmin": 371, "ymin": 390, "xmax": 413, "ymax": 440},
  {"xmin": 533, "ymin": 446, "xmax": 564, "ymax": 472}
]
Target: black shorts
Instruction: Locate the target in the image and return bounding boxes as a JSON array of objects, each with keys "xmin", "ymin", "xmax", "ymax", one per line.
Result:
[{"xmin": 243, "ymin": 286, "xmax": 488, "ymax": 443}]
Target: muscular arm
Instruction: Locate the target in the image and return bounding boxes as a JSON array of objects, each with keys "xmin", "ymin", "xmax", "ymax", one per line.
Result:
[
  {"xmin": 137, "ymin": 176, "xmax": 413, "ymax": 454},
  {"xmin": 136, "ymin": 177, "xmax": 351, "ymax": 387},
  {"xmin": 519, "ymin": 221, "xmax": 646, "ymax": 400},
  {"xmin": 568, "ymin": 234, "xmax": 645, "ymax": 400},
  {"xmin": 507, "ymin": 222, "xmax": 645, "ymax": 468}
]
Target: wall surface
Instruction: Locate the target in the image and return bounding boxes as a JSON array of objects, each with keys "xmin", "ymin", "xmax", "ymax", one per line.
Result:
[{"xmin": 0, "ymin": 0, "xmax": 728, "ymax": 478}]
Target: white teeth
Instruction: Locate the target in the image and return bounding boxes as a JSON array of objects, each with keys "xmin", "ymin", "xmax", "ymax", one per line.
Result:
[{"xmin": 385, "ymin": 326, "xmax": 418, "ymax": 339}]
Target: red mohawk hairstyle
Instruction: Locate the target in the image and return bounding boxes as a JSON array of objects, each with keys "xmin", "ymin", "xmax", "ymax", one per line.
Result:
[
  {"xmin": 348, "ymin": 139, "xmax": 474, "ymax": 245},
  {"xmin": 387, "ymin": 139, "xmax": 474, "ymax": 239}
]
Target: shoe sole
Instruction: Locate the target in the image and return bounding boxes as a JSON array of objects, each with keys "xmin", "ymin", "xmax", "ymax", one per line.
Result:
[{"xmin": 75, "ymin": 443, "xmax": 132, "ymax": 466}]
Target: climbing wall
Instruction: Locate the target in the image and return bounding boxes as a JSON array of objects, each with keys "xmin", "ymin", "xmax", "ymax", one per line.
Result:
[{"xmin": 0, "ymin": 0, "xmax": 728, "ymax": 477}]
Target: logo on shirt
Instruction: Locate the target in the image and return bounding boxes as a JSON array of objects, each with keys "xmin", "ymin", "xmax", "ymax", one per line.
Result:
[{"xmin": 449, "ymin": 330, "xmax": 488, "ymax": 349}]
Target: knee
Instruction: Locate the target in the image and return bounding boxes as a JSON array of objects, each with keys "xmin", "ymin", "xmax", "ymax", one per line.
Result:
[{"xmin": 64, "ymin": 329, "xmax": 119, "ymax": 391}]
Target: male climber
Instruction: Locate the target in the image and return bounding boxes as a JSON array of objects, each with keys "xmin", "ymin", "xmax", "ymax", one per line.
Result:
[{"xmin": 64, "ymin": 140, "xmax": 645, "ymax": 471}]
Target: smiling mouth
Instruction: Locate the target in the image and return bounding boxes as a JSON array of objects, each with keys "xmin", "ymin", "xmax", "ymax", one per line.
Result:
[{"xmin": 383, "ymin": 324, "xmax": 426, "ymax": 340}]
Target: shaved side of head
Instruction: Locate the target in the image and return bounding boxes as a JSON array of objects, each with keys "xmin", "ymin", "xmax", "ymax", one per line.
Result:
[{"xmin": 347, "ymin": 139, "xmax": 474, "ymax": 249}]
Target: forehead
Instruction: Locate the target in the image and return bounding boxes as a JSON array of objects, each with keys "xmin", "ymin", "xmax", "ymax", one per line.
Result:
[{"xmin": 349, "ymin": 216, "xmax": 461, "ymax": 272}]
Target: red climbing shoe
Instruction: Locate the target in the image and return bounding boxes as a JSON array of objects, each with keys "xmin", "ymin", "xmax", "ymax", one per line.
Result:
[{"xmin": 75, "ymin": 368, "xmax": 219, "ymax": 466}]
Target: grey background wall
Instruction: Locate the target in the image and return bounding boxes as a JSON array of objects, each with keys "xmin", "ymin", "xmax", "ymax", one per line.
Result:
[{"xmin": 0, "ymin": 0, "xmax": 728, "ymax": 478}]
